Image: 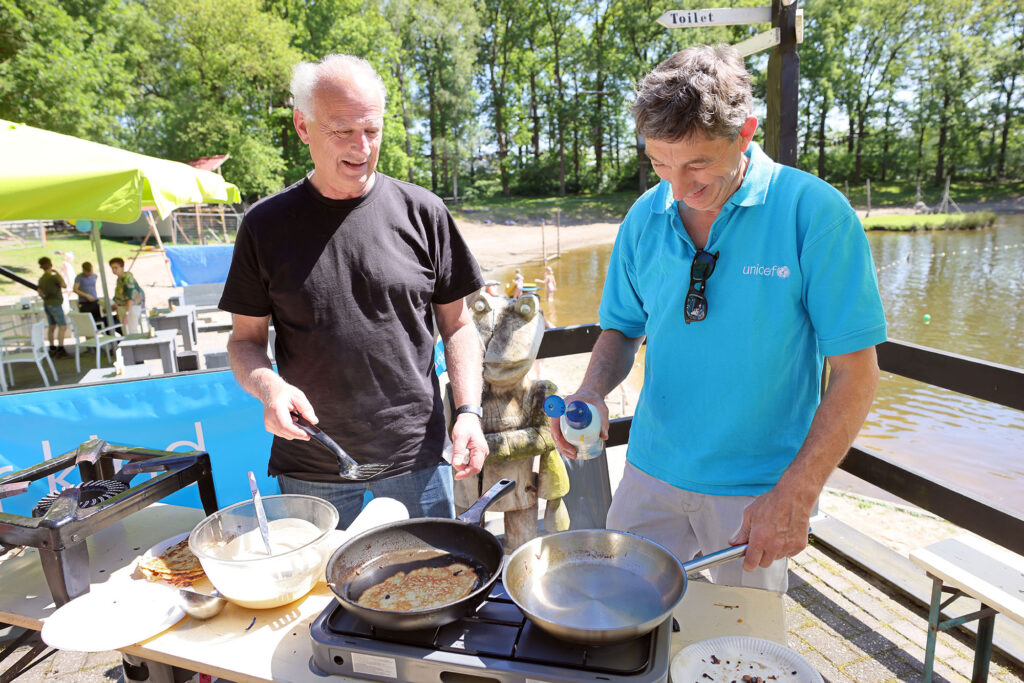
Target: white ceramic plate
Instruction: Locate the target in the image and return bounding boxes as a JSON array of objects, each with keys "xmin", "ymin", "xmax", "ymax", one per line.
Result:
[
  {"xmin": 41, "ymin": 579, "xmax": 185, "ymax": 652},
  {"xmin": 671, "ymin": 635, "xmax": 823, "ymax": 682}
]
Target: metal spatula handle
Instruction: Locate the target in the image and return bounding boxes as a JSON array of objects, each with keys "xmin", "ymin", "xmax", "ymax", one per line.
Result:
[{"xmin": 290, "ymin": 412, "xmax": 392, "ymax": 481}]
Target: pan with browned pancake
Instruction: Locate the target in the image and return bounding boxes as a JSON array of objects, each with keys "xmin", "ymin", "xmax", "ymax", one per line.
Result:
[{"xmin": 325, "ymin": 478, "xmax": 513, "ymax": 631}]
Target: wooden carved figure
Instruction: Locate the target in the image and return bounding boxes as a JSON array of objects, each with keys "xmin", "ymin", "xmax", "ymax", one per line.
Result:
[{"xmin": 452, "ymin": 290, "xmax": 570, "ymax": 550}]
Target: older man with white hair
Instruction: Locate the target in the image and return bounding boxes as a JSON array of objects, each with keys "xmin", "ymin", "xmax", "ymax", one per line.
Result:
[{"xmin": 220, "ymin": 54, "xmax": 488, "ymax": 527}]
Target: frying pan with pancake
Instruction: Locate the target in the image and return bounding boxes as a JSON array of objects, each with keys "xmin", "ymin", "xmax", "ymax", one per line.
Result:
[{"xmin": 325, "ymin": 478, "xmax": 513, "ymax": 631}]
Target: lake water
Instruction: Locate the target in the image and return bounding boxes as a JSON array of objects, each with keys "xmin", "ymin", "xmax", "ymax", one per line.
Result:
[{"xmin": 485, "ymin": 215, "xmax": 1024, "ymax": 513}]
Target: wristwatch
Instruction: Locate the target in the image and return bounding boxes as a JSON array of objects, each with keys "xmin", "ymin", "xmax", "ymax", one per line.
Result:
[{"xmin": 455, "ymin": 404, "xmax": 483, "ymax": 419}]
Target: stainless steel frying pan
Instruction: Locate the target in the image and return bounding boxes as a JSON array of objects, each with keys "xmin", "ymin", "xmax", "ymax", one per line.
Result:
[{"xmin": 502, "ymin": 529, "xmax": 747, "ymax": 645}]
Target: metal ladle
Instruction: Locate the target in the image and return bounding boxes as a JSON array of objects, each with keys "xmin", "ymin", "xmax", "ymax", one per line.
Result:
[{"xmin": 177, "ymin": 587, "xmax": 227, "ymax": 620}]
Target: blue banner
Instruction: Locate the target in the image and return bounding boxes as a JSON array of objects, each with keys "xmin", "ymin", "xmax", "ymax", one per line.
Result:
[{"xmin": 0, "ymin": 371, "xmax": 274, "ymax": 517}]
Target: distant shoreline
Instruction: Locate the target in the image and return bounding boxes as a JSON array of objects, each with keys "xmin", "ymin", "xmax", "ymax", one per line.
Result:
[{"xmin": 457, "ymin": 195, "xmax": 1023, "ymax": 274}]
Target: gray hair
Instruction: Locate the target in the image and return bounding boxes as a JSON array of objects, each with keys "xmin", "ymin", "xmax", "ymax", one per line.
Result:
[
  {"xmin": 632, "ymin": 44, "xmax": 752, "ymax": 142},
  {"xmin": 290, "ymin": 54, "xmax": 387, "ymax": 120}
]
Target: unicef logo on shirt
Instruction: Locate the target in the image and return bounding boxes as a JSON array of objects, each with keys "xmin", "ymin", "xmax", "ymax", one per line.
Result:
[{"xmin": 742, "ymin": 264, "xmax": 791, "ymax": 278}]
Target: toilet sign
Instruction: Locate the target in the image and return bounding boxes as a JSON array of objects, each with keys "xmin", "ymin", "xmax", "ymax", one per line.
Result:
[
  {"xmin": 656, "ymin": 6, "xmax": 771, "ymax": 28},
  {"xmin": 657, "ymin": 5, "xmax": 802, "ymax": 56}
]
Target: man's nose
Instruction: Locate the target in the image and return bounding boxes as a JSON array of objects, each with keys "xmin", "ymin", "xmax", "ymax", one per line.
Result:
[
  {"xmin": 353, "ymin": 132, "xmax": 371, "ymax": 156},
  {"xmin": 670, "ymin": 170, "xmax": 693, "ymax": 201}
]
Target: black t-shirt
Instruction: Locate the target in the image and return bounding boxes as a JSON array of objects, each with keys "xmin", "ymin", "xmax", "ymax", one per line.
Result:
[{"xmin": 220, "ymin": 174, "xmax": 483, "ymax": 482}]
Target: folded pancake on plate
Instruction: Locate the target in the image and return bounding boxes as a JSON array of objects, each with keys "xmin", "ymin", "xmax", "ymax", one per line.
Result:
[{"xmin": 137, "ymin": 538, "xmax": 205, "ymax": 586}]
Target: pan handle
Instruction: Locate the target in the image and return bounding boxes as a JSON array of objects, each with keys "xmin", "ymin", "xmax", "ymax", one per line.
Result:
[
  {"xmin": 681, "ymin": 543, "xmax": 748, "ymax": 575},
  {"xmin": 457, "ymin": 478, "xmax": 515, "ymax": 526}
]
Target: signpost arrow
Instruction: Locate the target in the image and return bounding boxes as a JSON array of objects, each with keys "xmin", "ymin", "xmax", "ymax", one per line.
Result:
[
  {"xmin": 656, "ymin": 6, "xmax": 771, "ymax": 28},
  {"xmin": 733, "ymin": 27, "xmax": 781, "ymax": 57}
]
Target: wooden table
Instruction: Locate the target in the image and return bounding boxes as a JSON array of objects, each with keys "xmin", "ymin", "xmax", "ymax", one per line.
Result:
[
  {"xmin": 911, "ymin": 535, "xmax": 1024, "ymax": 682},
  {"xmin": 117, "ymin": 329, "xmax": 179, "ymax": 373},
  {"xmin": 78, "ymin": 365, "xmax": 152, "ymax": 384},
  {"xmin": 0, "ymin": 505, "xmax": 785, "ymax": 683},
  {"xmin": 149, "ymin": 305, "xmax": 198, "ymax": 352}
]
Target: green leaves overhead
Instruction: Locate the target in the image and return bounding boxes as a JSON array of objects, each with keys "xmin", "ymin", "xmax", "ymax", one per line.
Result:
[{"xmin": 0, "ymin": 0, "xmax": 1021, "ymax": 201}]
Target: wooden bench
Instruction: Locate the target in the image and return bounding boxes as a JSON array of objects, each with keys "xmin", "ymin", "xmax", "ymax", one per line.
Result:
[{"xmin": 910, "ymin": 534, "xmax": 1024, "ymax": 682}]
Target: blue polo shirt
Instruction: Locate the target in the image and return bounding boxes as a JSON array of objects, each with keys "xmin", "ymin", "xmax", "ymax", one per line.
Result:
[{"xmin": 600, "ymin": 142, "xmax": 887, "ymax": 495}]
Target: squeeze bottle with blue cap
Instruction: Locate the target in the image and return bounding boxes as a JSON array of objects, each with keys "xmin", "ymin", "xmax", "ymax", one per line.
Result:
[{"xmin": 544, "ymin": 395, "xmax": 603, "ymax": 460}]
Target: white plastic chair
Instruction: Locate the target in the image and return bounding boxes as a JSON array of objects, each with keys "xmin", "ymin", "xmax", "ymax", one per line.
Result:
[
  {"xmin": 69, "ymin": 312, "xmax": 121, "ymax": 371},
  {"xmin": 1, "ymin": 321, "xmax": 57, "ymax": 388}
]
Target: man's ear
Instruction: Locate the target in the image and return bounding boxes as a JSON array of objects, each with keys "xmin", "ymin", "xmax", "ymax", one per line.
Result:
[
  {"xmin": 294, "ymin": 109, "xmax": 311, "ymax": 144},
  {"xmin": 738, "ymin": 116, "xmax": 758, "ymax": 151}
]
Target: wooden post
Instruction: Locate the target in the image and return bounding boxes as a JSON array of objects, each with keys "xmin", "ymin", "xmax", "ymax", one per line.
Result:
[
  {"xmin": 541, "ymin": 218, "xmax": 546, "ymax": 262},
  {"xmin": 217, "ymin": 205, "xmax": 228, "ymax": 242},
  {"xmin": 556, "ymin": 208, "xmax": 561, "ymax": 257},
  {"xmin": 866, "ymin": 179, "xmax": 871, "ymax": 218},
  {"xmin": 194, "ymin": 204, "xmax": 202, "ymax": 245},
  {"xmin": 844, "ymin": 180, "xmax": 850, "ymax": 199},
  {"xmin": 764, "ymin": 0, "xmax": 799, "ymax": 167}
]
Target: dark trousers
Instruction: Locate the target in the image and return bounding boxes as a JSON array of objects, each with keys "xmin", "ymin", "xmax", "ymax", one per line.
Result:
[{"xmin": 78, "ymin": 299, "xmax": 102, "ymax": 324}]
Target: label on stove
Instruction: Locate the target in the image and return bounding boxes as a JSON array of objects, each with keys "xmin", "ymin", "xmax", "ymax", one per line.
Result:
[{"xmin": 351, "ymin": 652, "xmax": 398, "ymax": 679}]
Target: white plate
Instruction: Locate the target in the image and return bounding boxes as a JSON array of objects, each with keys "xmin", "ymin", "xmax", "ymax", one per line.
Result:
[
  {"xmin": 671, "ymin": 635, "xmax": 823, "ymax": 682},
  {"xmin": 41, "ymin": 579, "xmax": 185, "ymax": 652}
]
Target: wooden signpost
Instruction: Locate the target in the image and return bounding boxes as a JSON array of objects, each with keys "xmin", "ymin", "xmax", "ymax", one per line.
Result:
[{"xmin": 659, "ymin": 1, "xmax": 803, "ymax": 168}]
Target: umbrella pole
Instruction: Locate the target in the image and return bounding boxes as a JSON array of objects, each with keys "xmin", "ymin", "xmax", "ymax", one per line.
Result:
[{"xmin": 93, "ymin": 223, "xmax": 115, "ymax": 328}]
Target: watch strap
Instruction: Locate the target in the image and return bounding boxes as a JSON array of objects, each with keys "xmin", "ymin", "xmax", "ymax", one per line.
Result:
[{"xmin": 455, "ymin": 404, "xmax": 483, "ymax": 419}]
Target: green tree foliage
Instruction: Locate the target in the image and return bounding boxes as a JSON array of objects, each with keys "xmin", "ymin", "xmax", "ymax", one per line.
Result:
[
  {"xmin": 127, "ymin": 0, "xmax": 300, "ymax": 196},
  {"xmin": 0, "ymin": 0, "xmax": 134, "ymax": 141},
  {"xmin": 1, "ymin": 0, "xmax": 1021, "ymax": 203}
]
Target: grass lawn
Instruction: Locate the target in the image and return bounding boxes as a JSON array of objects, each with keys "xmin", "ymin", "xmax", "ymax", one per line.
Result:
[
  {"xmin": 836, "ymin": 179, "xmax": 1024, "ymax": 208},
  {"xmin": 0, "ymin": 232, "xmax": 143, "ymax": 299},
  {"xmin": 451, "ymin": 179, "xmax": 1022, "ymax": 222},
  {"xmin": 860, "ymin": 211, "xmax": 997, "ymax": 231},
  {"xmin": 450, "ymin": 191, "xmax": 640, "ymax": 224}
]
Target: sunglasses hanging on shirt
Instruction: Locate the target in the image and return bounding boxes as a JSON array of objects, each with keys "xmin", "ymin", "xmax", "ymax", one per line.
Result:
[{"xmin": 684, "ymin": 249, "xmax": 719, "ymax": 324}]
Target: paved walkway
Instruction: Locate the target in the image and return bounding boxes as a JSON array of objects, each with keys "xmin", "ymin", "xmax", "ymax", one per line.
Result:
[{"xmin": 3, "ymin": 535, "xmax": 1022, "ymax": 682}]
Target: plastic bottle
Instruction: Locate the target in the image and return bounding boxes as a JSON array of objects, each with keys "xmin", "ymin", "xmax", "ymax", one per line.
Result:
[{"xmin": 543, "ymin": 395, "xmax": 604, "ymax": 460}]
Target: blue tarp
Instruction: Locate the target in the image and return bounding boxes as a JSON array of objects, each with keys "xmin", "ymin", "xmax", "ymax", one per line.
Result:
[
  {"xmin": 0, "ymin": 371, "xmax": 273, "ymax": 517},
  {"xmin": 164, "ymin": 245, "xmax": 234, "ymax": 286}
]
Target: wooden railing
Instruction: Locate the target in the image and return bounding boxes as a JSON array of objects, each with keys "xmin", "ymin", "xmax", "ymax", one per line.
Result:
[{"xmin": 537, "ymin": 324, "xmax": 1024, "ymax": 555}]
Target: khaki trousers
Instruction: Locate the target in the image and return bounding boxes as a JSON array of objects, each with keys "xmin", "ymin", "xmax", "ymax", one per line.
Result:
[{"xmin": 606, "ymin": 462, "xmax": 789, "ymax": 592}]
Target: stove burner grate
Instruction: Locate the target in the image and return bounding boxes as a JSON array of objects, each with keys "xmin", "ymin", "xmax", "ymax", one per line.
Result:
[{"xmin": 32, "ymin": 480, "xmax": 130, "ymax": 517}]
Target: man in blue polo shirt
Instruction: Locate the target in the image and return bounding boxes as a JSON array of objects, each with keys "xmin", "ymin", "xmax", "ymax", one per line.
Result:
[{"xmin": 550, "ymin": 45, "xmax": 886, "ymax": 591}]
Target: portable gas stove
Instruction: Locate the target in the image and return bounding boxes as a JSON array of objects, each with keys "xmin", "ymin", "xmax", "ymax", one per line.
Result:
[
  {"xmin": 310, "ymin": 579, "xmax": 673, "ymax": 683},
  {"xmin": 0, "ymin": 438, "xmax": 218, "ymax": 606}
]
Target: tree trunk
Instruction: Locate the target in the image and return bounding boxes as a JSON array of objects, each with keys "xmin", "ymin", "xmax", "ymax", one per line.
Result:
[
  {"xmin": 847, "ymin": 101, "xmax": 855, "ymax": 154},
  {"xmin": 528, "ymin": 38, "xmax": 540, "ymax": 163},
  {"xmin": 880, "ymin": 100, "xmax": 892, "ymax": 182},
  {"xmin": 934, "ymin": 90, "xmax": 951, "ymax": 186},
  {"xmin": 543, "ymin": 5, "xmax": 566, "ymax": 196},
  {"xmin": 426, "ymin": 55, "xmax": 438, "ymax": 193},
  {"xmin": 636, "ymin": 133, "xmax": 647, "ymax": 195},
  {"xmin": 998, "ymin": 72, "xmax": 1015, "ymax": 178},
  {"xmin": 854, "ymin": 104, "xmax": 865, "ymax": 183},
  {"xmin": 816, "ymin": 98, "xmax": 827, "ymax": 179},
  {"xmin": 594, "ymin": 80, "xmax": 604, "ymax": 184},
  {"xmin": 395, "ymin": 62, "xmax": 414, "ymax": 183}
]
